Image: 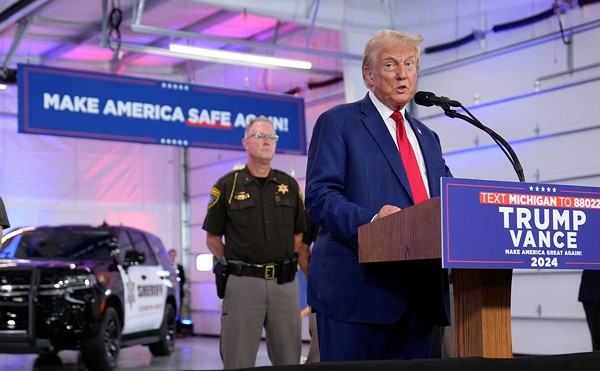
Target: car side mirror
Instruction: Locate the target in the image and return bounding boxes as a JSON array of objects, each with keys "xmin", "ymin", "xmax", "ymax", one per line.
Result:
[{"xmin": 123, "ymin": 250, "xmax": 145, "ymax": 267}]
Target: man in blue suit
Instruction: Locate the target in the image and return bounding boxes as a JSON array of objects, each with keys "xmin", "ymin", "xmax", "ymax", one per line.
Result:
[{"xmin": 305, "ymin": 29, "xmax": 452, "ymax": 361}]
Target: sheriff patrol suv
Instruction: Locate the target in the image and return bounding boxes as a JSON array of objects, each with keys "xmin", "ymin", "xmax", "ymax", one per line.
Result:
[{"xmin": 0, "ymin": 224, "xmax": 179, "ymax": 371}]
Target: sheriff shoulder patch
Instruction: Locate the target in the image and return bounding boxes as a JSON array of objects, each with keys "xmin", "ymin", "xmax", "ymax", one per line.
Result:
[{"xmin": 208, "ymin": 187, "xmax": 221, "ymax": 209}]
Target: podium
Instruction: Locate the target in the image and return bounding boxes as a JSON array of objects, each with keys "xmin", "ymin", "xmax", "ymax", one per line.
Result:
[{"xmin": 358, "ymin": 197, "xmax": 512, "ymax": 358}]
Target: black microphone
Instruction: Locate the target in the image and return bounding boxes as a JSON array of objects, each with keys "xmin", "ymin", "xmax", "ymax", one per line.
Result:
[
  {"xmin": 414, "ymin": 91, "xmax": 461, "ymax": 108},
  {"xmin": 413, "ymin": 91, "xmax": 525, "ymax": 182}
]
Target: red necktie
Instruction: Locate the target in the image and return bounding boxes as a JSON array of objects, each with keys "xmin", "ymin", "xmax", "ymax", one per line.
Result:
[{"xmin": 391, "ymin": 111, "xmax": 429, "ymax": 204}]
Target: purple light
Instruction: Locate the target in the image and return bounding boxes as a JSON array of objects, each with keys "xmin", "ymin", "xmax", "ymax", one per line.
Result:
[{"xmin": 202, "ymin": 14, "xmax": 277, "ymax": 39}]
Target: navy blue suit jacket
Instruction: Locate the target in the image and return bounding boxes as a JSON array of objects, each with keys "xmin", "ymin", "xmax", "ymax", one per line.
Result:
[{"xmin": 305, "ymin": 94, "xmax": 452, "ymax": 325}]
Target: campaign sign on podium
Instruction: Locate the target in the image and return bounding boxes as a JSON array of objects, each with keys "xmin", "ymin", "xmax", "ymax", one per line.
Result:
[{"xmin": 442, "ymin": 177, "xmax": 600, "ymax": 269}]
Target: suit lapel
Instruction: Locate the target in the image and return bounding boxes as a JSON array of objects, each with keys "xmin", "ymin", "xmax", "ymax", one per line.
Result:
[{"xmin": 359, "ymin": 95, "xmax": 414, "ymax": 203}]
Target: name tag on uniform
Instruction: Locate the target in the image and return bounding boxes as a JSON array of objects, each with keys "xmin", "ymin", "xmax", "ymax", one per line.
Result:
[{"xmin": 234, "ymin": 192, "xmax": 251, "ymax": 201}]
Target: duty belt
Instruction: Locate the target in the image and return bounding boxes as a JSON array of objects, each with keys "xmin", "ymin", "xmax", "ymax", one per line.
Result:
[{"xmin": 229, "ymin": 262, "xmax": 278, "ymax": 280}]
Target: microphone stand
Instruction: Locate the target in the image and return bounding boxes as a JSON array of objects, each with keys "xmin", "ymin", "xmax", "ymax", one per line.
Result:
[{"xmin": 439, "ymin": 103, "xmax": 526, "ymax": 182}]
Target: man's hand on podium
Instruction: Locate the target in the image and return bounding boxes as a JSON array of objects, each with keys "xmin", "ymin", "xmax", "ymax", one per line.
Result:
[{"xmin": 374, "ymin": 204, "xmax": 401, "ymax": 221}]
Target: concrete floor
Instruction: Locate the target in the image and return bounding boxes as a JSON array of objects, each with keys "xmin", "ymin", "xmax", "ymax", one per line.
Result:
[{"xmin": 0, "ymin": 336, "xmax": 310, "ymax": 370}]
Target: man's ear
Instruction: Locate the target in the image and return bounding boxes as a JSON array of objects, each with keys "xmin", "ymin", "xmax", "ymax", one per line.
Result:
[
  {"xmin": 242, "ymin": 138, "xmax": 248, "ymax": 150},
  {"xmin": 363, "ymin": 67, "xmax": 373, "ymax": 86}
]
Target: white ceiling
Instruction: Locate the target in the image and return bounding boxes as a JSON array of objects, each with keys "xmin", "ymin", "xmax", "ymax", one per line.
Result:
[{"xmin": 0, "ymin": 0, "xmax": 354, "ymax": 94}]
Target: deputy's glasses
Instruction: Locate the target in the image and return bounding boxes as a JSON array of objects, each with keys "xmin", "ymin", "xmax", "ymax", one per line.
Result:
[{"xmin": 246, "ymin": 132, "xmax": 279, "ymax": 141}]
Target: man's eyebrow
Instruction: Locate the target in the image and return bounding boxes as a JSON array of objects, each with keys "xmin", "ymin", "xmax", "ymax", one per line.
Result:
[{"xmin": 381, "ymin": 54, "xmax": 416, "ymax": 61}]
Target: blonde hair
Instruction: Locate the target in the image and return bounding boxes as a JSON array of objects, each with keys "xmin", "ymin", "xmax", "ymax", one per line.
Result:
[{"xmin": 362, "ymin": 29, "xmax": 423, "ymax": 85}]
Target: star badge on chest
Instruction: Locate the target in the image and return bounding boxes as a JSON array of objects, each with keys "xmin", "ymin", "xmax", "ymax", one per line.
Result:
[{"xmin": 277, "ymin": 183, "xmax": 289, "ymax": 194}]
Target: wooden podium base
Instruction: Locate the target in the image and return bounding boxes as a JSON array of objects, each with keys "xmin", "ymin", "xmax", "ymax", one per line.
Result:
[
  {"xmin": 358, "ymin": 198, "xmax": 514, "ymax": 358},
  {"xmin": 453, "ymin": 269, "xmax": 513, "ymax": 358}
]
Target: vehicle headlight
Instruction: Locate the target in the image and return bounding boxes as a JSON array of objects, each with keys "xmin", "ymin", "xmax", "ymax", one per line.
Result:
[
  {"xmin": 54, "ymin": 274, "xmax": 97, "ymax": 290},
  {"xmin": 39, "ymin": 273, "xmax": 97, "ymax": 296}
]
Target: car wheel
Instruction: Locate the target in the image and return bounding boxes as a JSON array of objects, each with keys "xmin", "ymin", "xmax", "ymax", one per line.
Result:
[
  {"xmin": 149, "ymin": 303, "xmax": 176, "ymax": 356},
  {"xmin": 81, "ymin": 306, "xmax": 121, "ymax": 371}
]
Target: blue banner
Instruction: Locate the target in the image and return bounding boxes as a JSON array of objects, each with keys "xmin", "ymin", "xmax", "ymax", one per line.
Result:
[
  {"xmin": 18, "ymin": 64, "xmax": 306, "ymax": 154},
  {"xmin": 442, "ymin": 177, "xmax": 600, "ymax": 270}
]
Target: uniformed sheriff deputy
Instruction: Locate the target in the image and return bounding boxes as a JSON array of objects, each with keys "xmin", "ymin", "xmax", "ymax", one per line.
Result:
[{"xmin": 202, "ymin": 116, "xmax": 307, "ymax": 369}]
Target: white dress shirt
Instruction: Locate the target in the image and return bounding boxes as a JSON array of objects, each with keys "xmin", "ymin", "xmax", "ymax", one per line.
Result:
[{"xmin": 368, "ymin": 91, "xmax": 431, "ymax": 197}]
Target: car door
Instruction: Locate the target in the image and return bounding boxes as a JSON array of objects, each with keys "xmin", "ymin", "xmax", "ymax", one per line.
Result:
[{"xmin": 118, "ymin": 229, "xmax": 165, "ymax": 334}]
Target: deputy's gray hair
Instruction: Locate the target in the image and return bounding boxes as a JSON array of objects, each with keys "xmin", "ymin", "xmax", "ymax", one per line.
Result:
[{"xmin": 244, "ymin": 116, "xmax": 274, "ymax": 137}]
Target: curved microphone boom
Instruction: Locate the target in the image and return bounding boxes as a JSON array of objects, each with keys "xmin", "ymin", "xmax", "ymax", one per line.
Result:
[{"xmin": 414, "ymin": 91, "xmax": 525, "ymax": 182}]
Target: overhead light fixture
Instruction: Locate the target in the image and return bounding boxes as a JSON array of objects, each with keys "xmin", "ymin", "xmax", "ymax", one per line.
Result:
[{"xmin": 169, "ymin": 43, "xmax": 312, "ymax": 70}]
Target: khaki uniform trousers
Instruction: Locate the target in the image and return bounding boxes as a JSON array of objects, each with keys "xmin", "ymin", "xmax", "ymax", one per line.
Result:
[
  {"xmin": 220, "ymin": 274, "xmax": 301, "ymax": 369},
  {"xmin": 305, "ymin": 311, "xmax": 320, "ymax": 363}
]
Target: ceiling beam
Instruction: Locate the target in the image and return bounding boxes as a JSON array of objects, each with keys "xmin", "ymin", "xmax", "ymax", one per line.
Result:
[
  {"xmin": 131, "ymin": 23, "xmax": 361, "ymax": 61},
  {"xmin": 131, "ymin": 0, "xmax": 358, "ymax": 62},
  {"xmin": 0, "ymin": 0, "xmax": 53, "ymax": 34},
  {"xmin": 2, "ymin": 16, "xmax": 30, "ymax": 68},
  {"xmin": 111, "ymin": 8, "xmax": 239, "ymax": 72},
  {"xmin": 111, "ymin": 41, "xmax": 341, "ymax": 76},
  {"xmin": 40, "ymin": 0, "xmax": 164, "ymax": 63},
  {"xmin": 188, "ymin": 0, "xmax": 390, "ymax": 34},
  {"xmin": 172, "ymin": 21, "xmax": 311, "ymax": 75}
]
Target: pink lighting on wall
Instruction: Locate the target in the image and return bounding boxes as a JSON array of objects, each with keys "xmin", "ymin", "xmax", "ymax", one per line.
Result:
[
  {"xmin": 61, "ymin": 46, "xmax": 116, "ymax": 62},
  {"xmin": 202, "ymin": 14, "xmax": 278, "ymax": 39}
]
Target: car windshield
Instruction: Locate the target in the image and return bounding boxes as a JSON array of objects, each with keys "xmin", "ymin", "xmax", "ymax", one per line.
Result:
[{"xmin": 0, "ymin": 227, "xmax": 117, "ymax": 260}]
